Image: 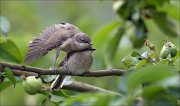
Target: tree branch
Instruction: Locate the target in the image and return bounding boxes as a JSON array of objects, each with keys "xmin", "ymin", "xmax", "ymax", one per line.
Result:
[
  {"xmin": 0, "ymin": 62, "xmax": 143, "ymax": 101},
  {"xmin": 0, "ymin": 62, "xmax": 124, "ymax": 96},
  {"xmin": 12, "ymin": 69, "xmax": 38, "ymax": 77},
  {"xmin": 0, "ymin": 62, "xmax": 126, "ymax": 77},
  {"xmin": 62, "ymin": 81, "xmax": 122, "ymax": 96}
]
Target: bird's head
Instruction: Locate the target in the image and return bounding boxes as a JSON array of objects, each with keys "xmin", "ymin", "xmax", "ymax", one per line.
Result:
[{"xmin": 73, "ymin": 33, "xmax": 92, "ymax": 51}]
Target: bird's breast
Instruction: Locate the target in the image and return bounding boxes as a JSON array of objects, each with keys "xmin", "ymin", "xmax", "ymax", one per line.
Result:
[{"xmin": 66, "ymin": 51, "xmax": 93, "ymax": 75}]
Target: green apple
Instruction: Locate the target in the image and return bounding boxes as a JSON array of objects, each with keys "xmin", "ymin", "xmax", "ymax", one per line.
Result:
[
  {"xmin": 23, "ymin": 76, "xmax": 42, "ymax": 95},
  {"xmin": 169, "ymin": 42, "xmax": 177, "ymax": 57},
  {"xmin": 160, "ymin": 45, "xmax": 170, "ymax": 59}
]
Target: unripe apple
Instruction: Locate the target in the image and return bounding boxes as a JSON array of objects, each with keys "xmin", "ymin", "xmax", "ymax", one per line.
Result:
[
  {"xmin": 23, "ymin": 76, "xmax": 42, "ymax": 95},
  {"xmin": 160, "ymin": 45, "xmax": 170, "ymax": 59},
  {"xmin": 169, "ymin": 42, "xmax": 177, "ymax": 57}
]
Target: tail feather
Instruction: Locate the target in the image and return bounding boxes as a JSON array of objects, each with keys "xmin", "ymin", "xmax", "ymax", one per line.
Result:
[{"xmin": 50, "ymin": 75, "xmax": 66, "ymax": 91}]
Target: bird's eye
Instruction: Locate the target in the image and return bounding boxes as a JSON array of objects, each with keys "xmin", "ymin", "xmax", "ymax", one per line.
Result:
[
  {"xmin": 60, "ymin": 22, "xmax": 66, "ymax": 25},
  {"xmin": 81, "ymin": 38, "xmax": 84, "ymax": 41}
]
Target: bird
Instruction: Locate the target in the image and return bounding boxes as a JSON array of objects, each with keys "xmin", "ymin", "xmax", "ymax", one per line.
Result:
[
  {"xmin": 25, "ymin": 22, "xmax": 92, "ymax": 68},
  {"xmin": 50, "ymin": 46, "xmax": 95, "ymax": 90}
]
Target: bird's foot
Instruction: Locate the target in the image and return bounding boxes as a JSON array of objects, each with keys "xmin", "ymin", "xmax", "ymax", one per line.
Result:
[
  {"xmin": 49, "ymin": 67, "xmax": 57, "ymax": 75},
  {"xmin": 49, "ymin": 66, "xmax": 55, "ymax": 70},
  {"xmin": 63, "ymin": 66, "xmax": 71, "ymax": 75}
]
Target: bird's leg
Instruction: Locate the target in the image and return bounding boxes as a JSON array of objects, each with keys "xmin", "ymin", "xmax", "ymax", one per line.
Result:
[
  {"xmin": 50, "ymin": 51, "xmax": 60, "ymax": 72},
  {"xmin": 53, "ymin": 50, "xmax": 60, "ymax": 67}
]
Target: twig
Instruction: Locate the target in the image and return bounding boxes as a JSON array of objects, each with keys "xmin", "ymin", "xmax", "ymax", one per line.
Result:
[
  {"xmin": 12, "ymin": 69, "xmax": 38, "ymax": 77},
  {"xmin": 0, "ymin": 62, "xmax": 126, "ymax": 77},
  {"xmin": 62, "ymin": 81, "xmax": 122, "ymax": 96}
]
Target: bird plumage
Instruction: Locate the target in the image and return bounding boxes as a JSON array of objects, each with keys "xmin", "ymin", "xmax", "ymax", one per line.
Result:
[
  {"xmin": 50, "ymin": 48, "xmax": 95, "ymax": 90},
  {"xmin": 24, "ymin": 22, "xmax": 95, "ymax": 91},
  {"xmin": 24, "ymin": 23, "xmax": 90, "ymax": 63}
]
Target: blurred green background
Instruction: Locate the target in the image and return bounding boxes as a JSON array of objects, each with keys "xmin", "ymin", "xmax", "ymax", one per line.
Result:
[{"xmin": 0, "ymin": 0, "xmax": 179, "ymax": 106}]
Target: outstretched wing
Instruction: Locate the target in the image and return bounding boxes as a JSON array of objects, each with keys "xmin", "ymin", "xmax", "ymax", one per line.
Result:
[{"xmin": 24, "ymin": 23, "xmax": 80, "ymax": 63}]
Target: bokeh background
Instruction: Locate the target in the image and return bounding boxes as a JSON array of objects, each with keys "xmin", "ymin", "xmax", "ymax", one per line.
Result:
[{"xmin": 0, "ymin": 0, "xmax": 179, "ymax": 105}]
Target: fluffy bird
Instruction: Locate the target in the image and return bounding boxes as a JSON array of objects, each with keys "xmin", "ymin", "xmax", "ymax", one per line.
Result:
[
  {"xmin": 50, "ymin": 47, "xmax": 95, "ymax": 90},
  {"xmin": 25, "ymin": 22, "xmax": 92, "ymax": 67}
]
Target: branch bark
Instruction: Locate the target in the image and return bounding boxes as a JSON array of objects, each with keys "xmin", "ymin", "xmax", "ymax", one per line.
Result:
[
  {"xmin": 62, "ymin": 82, "xmax": 122, "ymax": 96},
  {"xmin": 12, "ymin": 69, "xmax": 38, "ymax": 77},
  {"xmin": 0, "ymin": 62, "xmax": 126, "ymax": 77}
]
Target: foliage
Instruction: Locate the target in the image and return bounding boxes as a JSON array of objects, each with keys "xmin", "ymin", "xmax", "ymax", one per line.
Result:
[
  {"xmin": 0, "ymin": 0, "xmax": 179, "ymax": 106},
  {"xmin": 0, "ymin": 38, "xmax": 22, "ymax": 63},
  {"xmin": 0, "ymin": 68, "xmax": 16, "ymax": 90},
  {"xmin": 119, "ymin": 39, "xmax": 180, "ymax": 105}
]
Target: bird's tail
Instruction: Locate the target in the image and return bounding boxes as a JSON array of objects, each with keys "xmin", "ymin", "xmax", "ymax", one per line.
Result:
[{"xmin": 50, "ymin": 75, "xmax": 66, "ymax": 91}]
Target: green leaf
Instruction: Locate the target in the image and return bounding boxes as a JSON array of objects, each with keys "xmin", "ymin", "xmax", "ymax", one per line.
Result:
[
  {"xmin": 110, "ymin": 95, "xmax": 135, "ymax": 106},
  {"xmin": 92, "ymin": 21, "xmax": 121, "ymax": 47},
  {"xmin": 41, "ymin": 98, "xmax": 47, "ymax": 106},
  {"xmin": 127, "ymin": 65, "xmax": 176, "ymax": 92},
  {"xmin": 131, "ymin": 50, "xmax": 140, "ymax": 57},
  {"xmin": 131, "ymin": 19, "xmax": 147, "ymax": 48},
  {"xmin": 143, "ymin": 75, "xmax": 180, "ymax": 99},
  {"xmin": 41, "ymin": 98, "xmax": 59, "ymax": 106},
  {"xmin": 115, "ymin": 1, "xmax": 134, "ymax": 20},
  {"xmin": 62, "ymin": 93, "xmax": 94, "ymax": 106},
  {"xmin": 50, "ymin": 95, "xmax": 65, "ymax": 103},
  {"xmin": 106, "ymin": 27, "xmax": 124, "ymax": 61},
  {"xmin": 52, "ymin": 90, "xmax": 70, "ymax": 98},
  {"xmin": 2, "ymin": 68, "xmax": 16, "ymax": 87},
  {"xmin": 157, "ymin": 3, "xmax": 180, "ymax": 21},
  {"xmin": 0, "ymin": 81, "xmax": 12, "ymax": 92},
  {"xmin": 122, "ymin": 55, "xmax": 139, "ymax": 69},
  {"xmin": 0, "ymin": 38, "xmax": 22, "ymax": 63},
  {"xmin": 41, "ymin": 75, "xmax": 56, "ymax": 83},
  {"xmin": 90, "ymin": 93, "xmax": 114, "ymax": 106},
  {"xmin": 136, "ymin": 59, "xmax": 147, "ymax": 68},
  {"xmin": 62, "ymin": 93, "xmax": 114, "ymax": 106},
  {"xmin": 157, "ymin": 59, "xmax": 168, "ymax": 65},
  {"xmin": 0, "ymin": 37, "xmax": 7, "ymax": 43},
  {"xmin": 0, "ymin": 16, "xmax": 10, "ymax": 35},
  {"xmin": 153, "ymin": 12, "xmax": 178, "ymax": 37},
  {"xmin": 142, "ymin": 0, "xmax": 170, "ymax": 7},
  {"xmin": 50, "ymin": 90, "xmax": 70, "ymax": 103}
]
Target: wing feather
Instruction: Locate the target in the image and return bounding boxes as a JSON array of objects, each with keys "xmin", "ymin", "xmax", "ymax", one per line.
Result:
[{"xmin": 24, "ymin": 23, "xmax": 80, "ymax": 63}]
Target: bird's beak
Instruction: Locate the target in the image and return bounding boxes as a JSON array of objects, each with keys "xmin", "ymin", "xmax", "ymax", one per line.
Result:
[
  {"xmin": 88, "ymin": 43, "xmax": 93, "ymax": 45},
  {"xmin": 89, "ymin": 48, "xmax": 96, "ymax": 51},
  {"xmin": 92, "ymin": 48, "xmax": 96, "ymax": 51},
  {"xmin": 88, "ymin": 45, "xmax": 96, "ymax": 51}
]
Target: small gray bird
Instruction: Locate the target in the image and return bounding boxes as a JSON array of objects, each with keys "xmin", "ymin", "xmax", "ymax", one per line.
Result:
[
  {"xmin": 25, "ymin": 22, "xmax": 92, "ymax": 68},
  {"xmin": 50, "ymin": 47, "xmax": 95, "ymax": 90}
]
